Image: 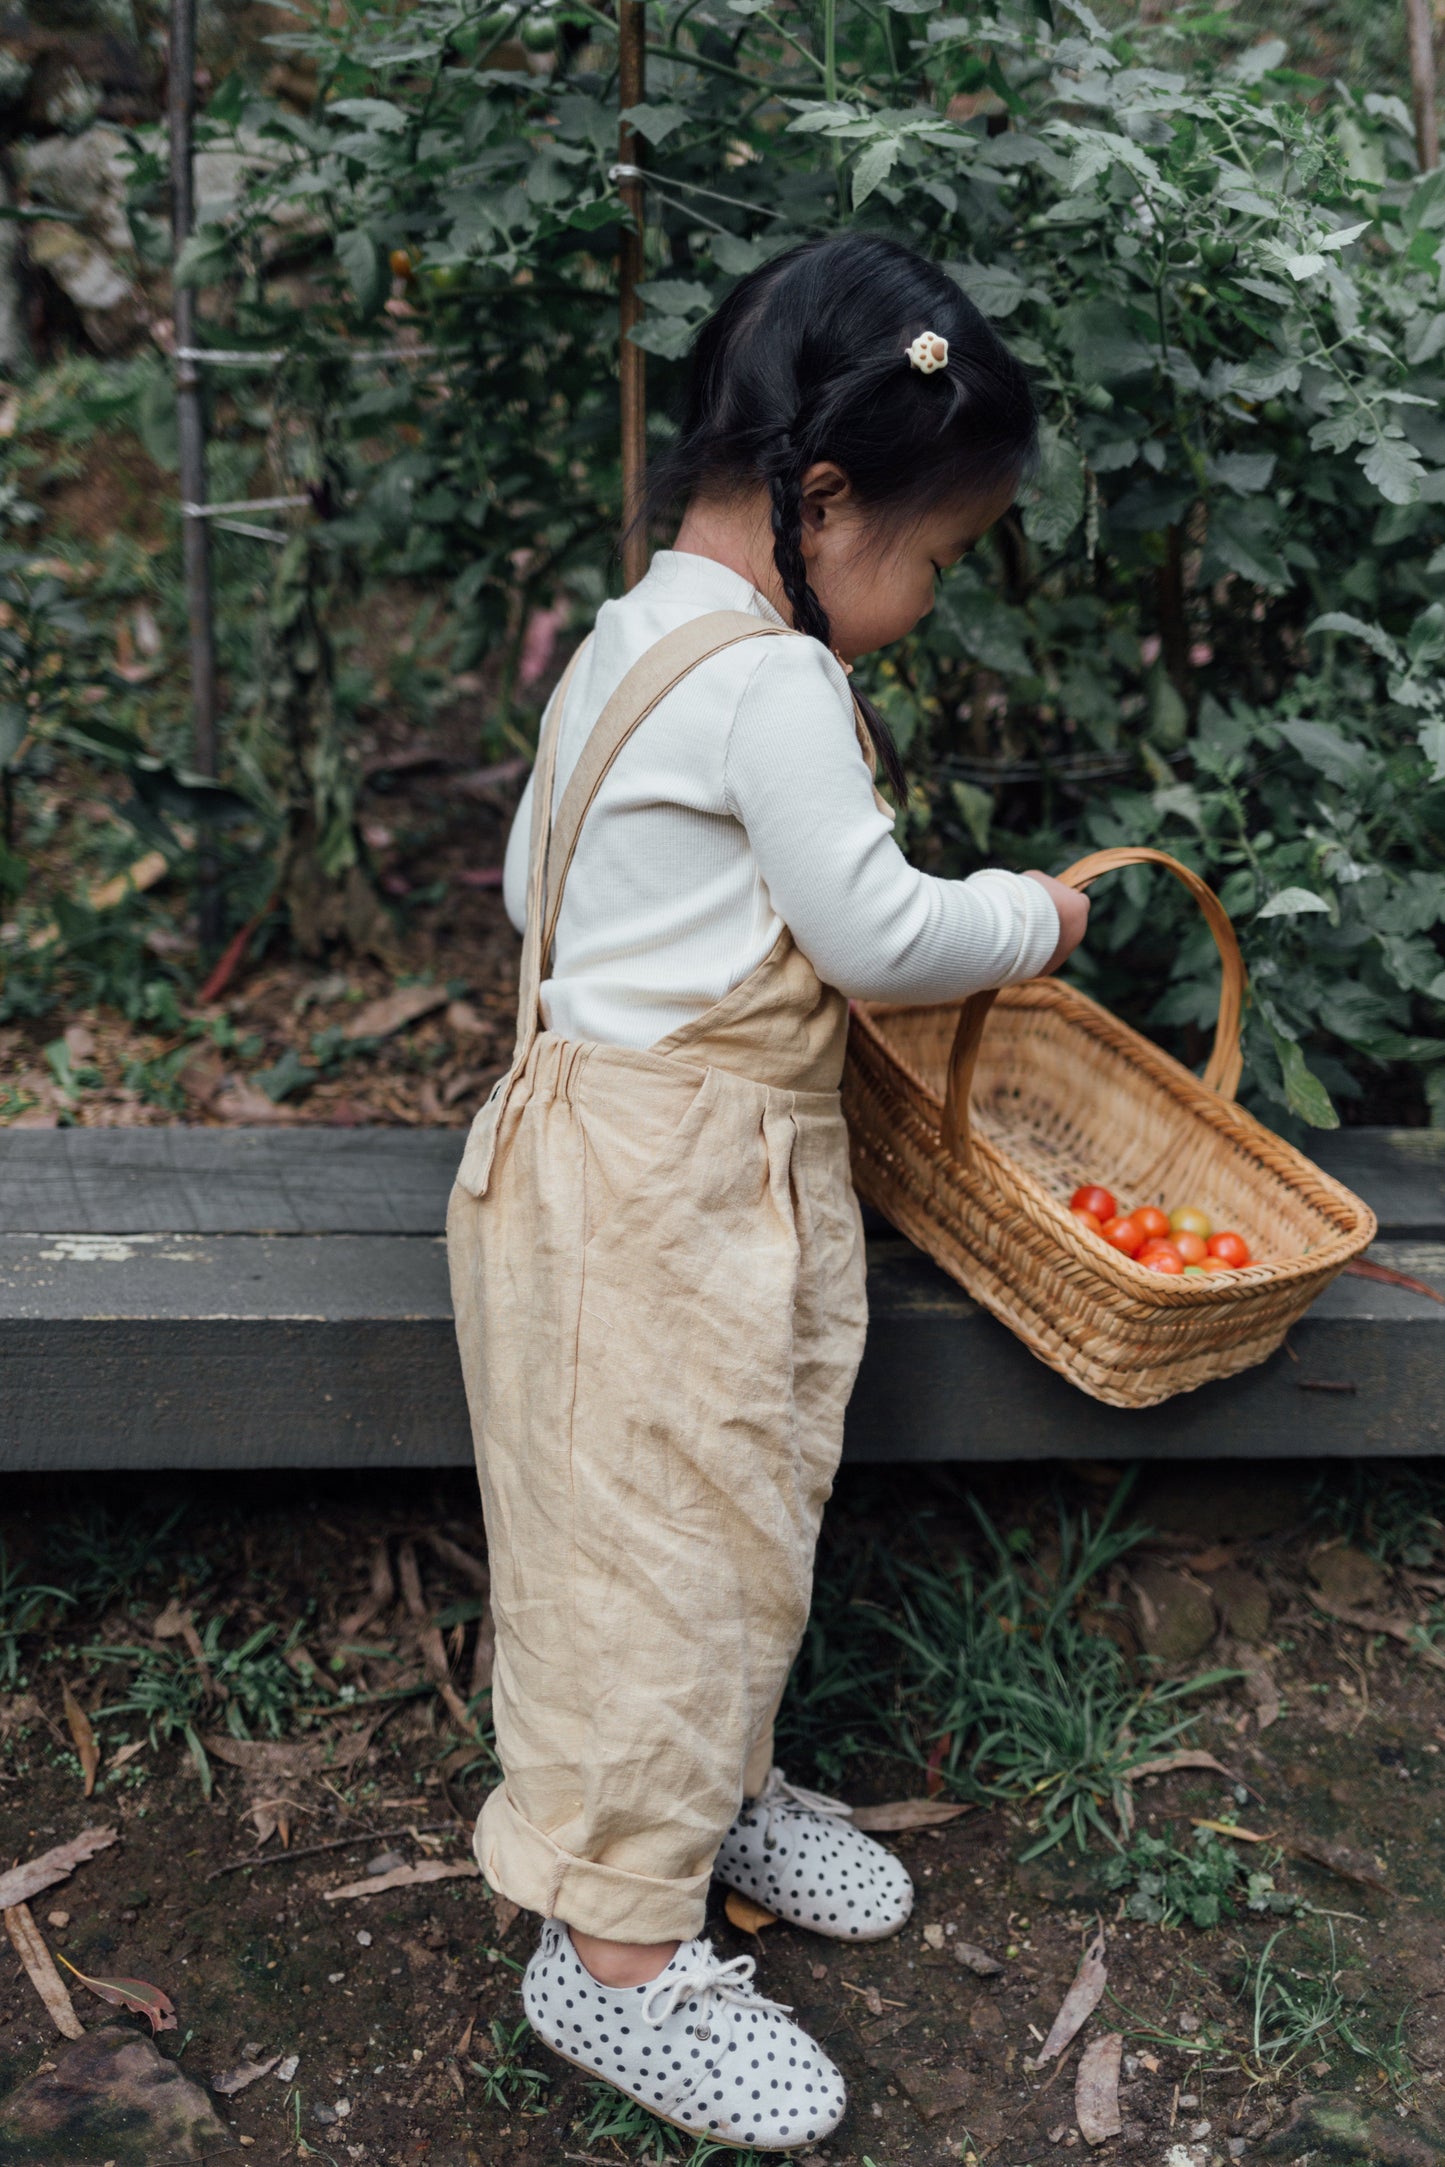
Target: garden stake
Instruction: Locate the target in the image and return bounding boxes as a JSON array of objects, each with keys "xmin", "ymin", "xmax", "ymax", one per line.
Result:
[
  {"xmin": 618, "ymin": 0, "xmax": 647, "ymax": 589},
  {"xmin": 1406, "ymin": 0, "xmax": 1440, "ymax": 170},
  {"xmin": 167, "ymin": 0, "xmax": 223, "ymax": 952}
]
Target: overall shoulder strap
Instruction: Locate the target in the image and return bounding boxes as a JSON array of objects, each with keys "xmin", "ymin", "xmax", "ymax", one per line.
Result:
[
  {"xmin": 513, "ymin": 635, "xmax": 590, "ymax": 1043},
  {"xmin": 538, "ymin": 610, "xmax": 790, "ymax": 974}
]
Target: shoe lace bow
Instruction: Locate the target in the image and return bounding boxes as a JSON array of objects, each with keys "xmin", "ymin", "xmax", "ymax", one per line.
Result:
[
  {"xmin": 752, "ymin": 1763, "xmax": 853, "ymax": 1849},
  {"xmin": 643, "ymin": 1943, "xmax": 791, "ymax": 2034}
]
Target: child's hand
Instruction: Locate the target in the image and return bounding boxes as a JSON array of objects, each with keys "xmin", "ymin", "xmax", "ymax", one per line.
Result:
[{"xmin": 1023, "ymin": 870, "xmax": 1089, "ymax": 976}]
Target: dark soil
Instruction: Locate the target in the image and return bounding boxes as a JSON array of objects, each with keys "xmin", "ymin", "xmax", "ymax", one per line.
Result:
[{"xmin": 4, "ymin": 1461, "xmax": 1445, "ymax": 2167}]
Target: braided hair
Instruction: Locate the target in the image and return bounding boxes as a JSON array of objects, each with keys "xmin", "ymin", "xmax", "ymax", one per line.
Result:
[{"xmin": 644, "ymin": 232, "xmax": 1038, "ymax": 801}]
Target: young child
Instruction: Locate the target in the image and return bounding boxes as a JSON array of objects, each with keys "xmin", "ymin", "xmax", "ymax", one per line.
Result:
[{"xmin": 447, "ymin": 231, "xmax": 1089, "ymax": 2149}]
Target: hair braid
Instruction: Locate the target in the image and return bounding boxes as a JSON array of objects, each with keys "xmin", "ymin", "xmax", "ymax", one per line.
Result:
[{"xmin": 768, "ymin": 459, "xmax": 908, "ymax": 801}]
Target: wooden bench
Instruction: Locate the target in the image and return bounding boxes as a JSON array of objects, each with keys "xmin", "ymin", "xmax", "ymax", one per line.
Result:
[{"xmin": 1, "ymin": 1127, "xmax": 1441, "ymax": 1468}]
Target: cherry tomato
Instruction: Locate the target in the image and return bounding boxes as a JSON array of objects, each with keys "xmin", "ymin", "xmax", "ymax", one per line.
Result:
[
  {"xmin": 1070, "ymin": 1207, "xmax": 1103, "ymax": 1235},
  {"xmin": 389, "ymin": 248, "xmax": 415, "ymax": 281},
  {"xmin": 1208, "ymin": 1231, "xmax": 1251, "ymax": 1267},
  {"xmin": 1139, "ymin": 1238, "xmax": 1185, "ymax": 1267},
  {"xmin": 1070, "ymin": 1185, "xmax": 1117, "ymax": 1223},
  {"xmin": 1101, "ymin": 1214, "xmax": 1144, "ymax": 1256},
  {"xmin": 1141, "ymin": 1248, "xmax": 1185, "ymax": 1274},
  {"xmin": 1133, "ymin": 1206, "xmax": 1171, "ymax": 1241},
  {"xmin": 1200, "ymin": 1255, "xmax": 1235, "ymax": 1274},
  {"xmin": 1169, "ymin": 1206, "xmax": 1213, "ymax": 1241},
  {"xmin": 1174, "ymin": 1231, "xmax": 1209, "ymax": 1266},
  {"xmin": 1183, "ymin": 1265, "xmax": 1206, "ymax": 1277}
]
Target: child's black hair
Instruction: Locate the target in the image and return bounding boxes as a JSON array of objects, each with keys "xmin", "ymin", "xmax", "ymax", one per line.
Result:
[{"xmin": 645, "ymin": 231, "xmax": 1038, "ymax": 799}]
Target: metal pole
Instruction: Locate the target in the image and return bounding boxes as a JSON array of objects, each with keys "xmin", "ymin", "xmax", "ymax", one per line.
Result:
[
  {"xmin": 1407, "ymin": 0, "xmax": 1440, "ymax": 171},
  {"xmin": 168, "ymin": 0, "xmax": 223, "ymax": 952},
  {"xmin": 618, "ymin": 0, "xmax": 647, "ymax": 592}
]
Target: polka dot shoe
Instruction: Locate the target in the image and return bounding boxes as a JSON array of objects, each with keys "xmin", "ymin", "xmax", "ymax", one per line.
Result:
[
  {"xmin": 522, "ymin": 1919, "xmax": 846, "ymax": 2150},
  {"xmin": 714, "ymin": 1766, "xmax": 914, "ymax": 1941}
]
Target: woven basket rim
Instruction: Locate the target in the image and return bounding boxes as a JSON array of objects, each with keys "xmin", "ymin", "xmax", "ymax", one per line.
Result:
[{"xmin": 849, "ymin": 984, "xmax": 1376, "ymax": 1309}]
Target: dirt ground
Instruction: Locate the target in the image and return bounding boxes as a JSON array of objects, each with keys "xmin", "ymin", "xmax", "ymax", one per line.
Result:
[{"xmin": 3, "ymin": 1460, "xmax": 1445, "ymax": 2167}]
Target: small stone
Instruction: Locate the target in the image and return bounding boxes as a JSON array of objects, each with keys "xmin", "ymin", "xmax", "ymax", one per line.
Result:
[
  {"xmin": 45, "ymin": 1910, "xmax": 70, "ymax": 1929},
  {"xmin": 328, "ymin": 1972, "xmax": 346, "ymax": 1984},
  {"xmin": 273, "ymin": 2056, "xmax": 300, "ymax": 2083},
  {"xmin": 1309, "ymin": 1543, "xmax": 1390, "ymax": 1611},
  {"xmin": 313, "ymin": 2104, "xmax": 339, "ymax": 2126},
  {"xmin": 356, "ymin": 1930, "xmax": 373, "ymax": 1947},
  {"xmin": 1209, "ymin": 1566, "xmax": 1271, "ymax": 1645},
  {"xmin": 921, "ymin": 1923, "xmax": 945, "ymax": 1950},
  {"xmin": 896, "ymin": 2062, "xmax": 970, "ymax": 2123},
  {"xmin": 1131, "ymin": 1564, "xmax": 1217, "ymax": 1664},
  {"xmin": 365, "ymin": 1850, "xmax": 406, "ymax": 1876}
]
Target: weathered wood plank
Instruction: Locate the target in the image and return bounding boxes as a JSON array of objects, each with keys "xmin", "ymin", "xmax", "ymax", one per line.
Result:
[
  {"xmin": 1, "ymin": 1233, "xmax": 1440, "ymax": 1467},
  {"xmin": 0, "ymin": 1125, "xmax": 1437, "ymax": 1235}
]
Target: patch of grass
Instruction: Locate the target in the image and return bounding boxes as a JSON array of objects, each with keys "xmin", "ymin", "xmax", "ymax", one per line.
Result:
[
  {"xmin": 1238, "ymin": 1924, "xmax": 1417, "ymax": 2096},
  {"xmin": 878, "ymin": 1480, "xmax": 1235, "ymax": 1856},
  {"xmin": 465, "ymin": 2019, "xmax": 553, "ymax": 2112},
  {"xmin": 0, "ymin": 1544, "xmax": 72, "ymax": 1685},
  {"xmin": 1308, "ymin": 1463, "xmax": 1445, "ymax": 1570},
  {"xmin": 87, "ymin": 1616, "xmax": 308, "ymax": 1795},
  {"xmin": 578, "ymin": 2083, "xmax": 771, "ymax": 2165},
  {"xmin": 43, "ymin": 1501, "xmax": 195, "ymax": 1612},
  {"xmin": 1102, "ymin": 1823, "xmax": 1304, "ymax": 1930}
]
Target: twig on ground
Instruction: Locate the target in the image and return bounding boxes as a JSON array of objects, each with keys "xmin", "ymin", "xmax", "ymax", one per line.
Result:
[
  {"xmin": 207, "ymin": 1819, "xmax": 458, "ymax": 1880},
  {"xmin": 4, "ymin": 1904, "xmax": 84, "ymax": 2038}
]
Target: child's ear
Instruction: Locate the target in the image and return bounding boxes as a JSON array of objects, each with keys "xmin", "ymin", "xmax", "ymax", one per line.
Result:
[{"xmin": 799, "ymin": 461, "xmax": 852, "ymax": 530}]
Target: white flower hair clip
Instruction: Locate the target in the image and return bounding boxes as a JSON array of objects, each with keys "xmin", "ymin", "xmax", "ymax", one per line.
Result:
[{"xmin": 907, "ymin": 330, "xmax": 949, "ymax": 375}]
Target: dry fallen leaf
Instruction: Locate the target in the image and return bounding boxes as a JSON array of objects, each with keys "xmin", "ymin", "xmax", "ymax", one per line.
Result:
[
  {"xmin": 57, "ymin": 1953, "xmax": 176, "ymax": 2035},
  {"xmin": 62, "ymin": 1682, "xmax": 100, "ymax": 1798},
  {"xmin": 4, "ymin": 1905, "xmax": 84, "ymax": 2040},
  {"xmin": 108, "ymin": 1741, "xmax": 146, "ymax": 1773},
  {"xmin": 0, "ymin": 1827, "xmax": 119, "ymax": 1913},
  {"xmin": 1191, "ymin": 1819, "xmax": 1268, "ymax": 1843},
  {"xmin": 1308, "ymin": 1591, "xmax": 1445, "ymax": 1670},
  {"xmin": 343, "ymin": 984, "xmax": 449, "ymax": 1042},
  {"xmin": 324, "ymin": 1861, "xmax": 480, "ymax": 1902},
  {"xmin": 954, "ymin": 1941, "xmax": 1005, "ymax": 1977},
  {"xmin": 1075, "ymin": 2032, "xmax": 1123, "ymax": 2146},
  {"xmin": 1128, "ymin": 1749, "xmax": 1244, "ymax": 1785},
  {"xmin": 213, "ymin": 2054, "xmax": 281, "ymax": 2097},
  {"xmin": 1038, "ymin": 1932, "xmax": 1107, "ymax": 2063},
  {"xmin": 724, "ymin": 1891, "xmax": 777, "ymax": 1935},
  {"xmin": 849, "ymin": 1798, "xmax": 973, "ymax": 1833},
  {"xmin": 201, "ymin": 1729, "xmax": 374, "ymax": 1778}
]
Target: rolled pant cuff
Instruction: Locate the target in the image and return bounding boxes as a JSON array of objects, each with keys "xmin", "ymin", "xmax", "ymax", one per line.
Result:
[{"xmin": 474, "ymin": 1784, "xmax": 713, "ymax": 1942}]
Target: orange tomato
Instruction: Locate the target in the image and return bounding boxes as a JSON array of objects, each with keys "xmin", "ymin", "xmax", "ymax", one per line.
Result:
[
  {"xmin": 1169, "ymin": 1205, "xmax": 1213, "ymax": 1240},
  {"xmin": 389, "ymin": 247, "xmax": 416, "ymax": 280},
  {"xmin": 1133, "ymin": 1206, "xmax": 1171, "ymax": 1241},
  {"xmin": 1200, "ymin": 1255, "xmax": 1235, "ymax": 1274},
  {"xmin": 1208, "ymin": 1231, "xmax": 1251, "ymax": 1267},
  {"xmin": 1174, "ymin": 1231, "xmax": 1208, "ymax": 1266},
  {"xmin": 1101, "ymin": 1214, "xmax": 1144, "ymax": 1256},
  {"xmin": 1070, "ymin": 1207, "xmax": 1103, "ymax": 1235},
  {"xmin": 1141, "ymin": 1247, "xmax": 1185, "ymax": 1274},
  {"xmin": 1139, "ymin": 1238, "xmax": 1185, "ymax": 1266},
  {"xmin": 1070, "ymin": 1185, "xmax": 1117, "ymax": 1223}
]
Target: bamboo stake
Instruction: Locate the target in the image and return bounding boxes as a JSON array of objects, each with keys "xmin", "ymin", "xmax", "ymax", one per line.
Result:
[
  {"xmin": 1407, "ymin": 0, "xmax": 1440, "ymax": 172},
  {"xmin": 618, "ymin": 0, "xmax": 647, "ymax": 590},
  {"xmin": 168, "ymin": 0, "xmax": 223, "ymax": 951}
]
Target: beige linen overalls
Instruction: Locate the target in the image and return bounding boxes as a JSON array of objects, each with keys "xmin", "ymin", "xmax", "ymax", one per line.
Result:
[{"xmin": 446, "ymin": 610, "xmax": 870, "ymax": 1944}]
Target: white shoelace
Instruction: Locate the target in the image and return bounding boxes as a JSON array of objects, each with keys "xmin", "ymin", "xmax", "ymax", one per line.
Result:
[
  {"xmin": 643, "ymin": 1942, "xmax": 792, "ymax": 2037},
  {"xmin": 748, "ymin": 1764, "xmax": 853, "ymax": 1850}
]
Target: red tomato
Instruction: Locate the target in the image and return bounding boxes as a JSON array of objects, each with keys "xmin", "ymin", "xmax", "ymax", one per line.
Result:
[
  {"xmin": 1070, "ymin": 1207, "xmax": 1103, "ymax": 1235},
  {"xmin": 1139, "ymin": 1238, "xmax": 1185, "ymax": 1266},
  {"xmin": 1141, "ymin": 1247, "xmax": 1185, "ymax": 1274},
  {"xmin": 1101, "ymin": 1214, "xmax": 1144, "ymax": 1256},
  {"xmin": 1133, "ymin": 1206, "xmax": 1171, "ymax": 1241},
  {"xmin": 1208, "ymin": 1231, "xmax": 1251, "ymax": 1267},
  {"xmin": 1174, "ymin": 1231, "xmax": 1208, "ymax": 1266},
  {"xmin": 1169, "ymin": 1205, "xmax": 1213, "ymax": 1240},
  {"xmin": 1070, "ymin": 1185, "xmax": 1117, "ymax": 1223}
]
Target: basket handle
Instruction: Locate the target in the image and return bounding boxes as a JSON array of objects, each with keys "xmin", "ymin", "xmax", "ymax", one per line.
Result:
[{"xmin": 939, "ymin": 846, "xmax": 1247, "ymax": 1169}]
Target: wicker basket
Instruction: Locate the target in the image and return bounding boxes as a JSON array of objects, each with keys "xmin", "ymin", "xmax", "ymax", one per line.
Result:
[{"xmin": 843, "ymin": 846, "xmax": 1377, "ymax": 1409}]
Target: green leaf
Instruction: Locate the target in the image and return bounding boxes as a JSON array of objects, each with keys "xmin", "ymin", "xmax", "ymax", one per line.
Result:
[
  {"xmin": 326, "ymin": 97, "xmax": 409, "ymax": 130},
  {"xmin": 172, "ymin": 226, "xmax": 231, "ymax": 289},
  {"xmin": 627, "ymin": 317, "xmax": 697, "ymax": 359},
  {"xmin": 633, "ymin": 278, "xmax": 710, "ymax": 317},
  {"xmin": 1257, "ymin": 885, "xmax": 1331, "ymax": 920},
  {"xmin": 1274, "ymin": 719, "xmax": 1375, "ymax": 787},
  {"xmin": 852, "ymin": 138, "xmax": 901, "ymax": 209},
  {"xmin": 336, "ymin": 228, "xmax": 385, "ymax": 314},
  {"xmin": 1268, "ymin": 1027, "xmax": 1340, "ymax": 1129},
  {"xmin": 1361, "ymin": 436, "xmax": 1424, "ymax": 506},
  {"xmin": 620, "ymin": 101, "xmax": 691, "ymax": 145},
  {"xmin": 1420, "ymin": 721, "xmax": 1445, "ymax": 782},
  {"xmin": 950, "ymin": 780, "xmax": 993, "ymax": 853},
  {"xmin": 1021, "ymin": 425, "xmax": 1085, "ymax": 554}
]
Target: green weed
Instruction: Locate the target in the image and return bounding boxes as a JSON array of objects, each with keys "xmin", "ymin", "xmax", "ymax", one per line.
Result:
[
  {"xmin": 1102, "ymin": 1824, "xmax": 1304, "ymax": 1930},
  {"xmin": 578, "ymin": 2082, "xmax": 769, "ymax": 2165},
  {"xmin": 1238, "ymin": 1924, "xmax": 1416, "ymax": 2095},
  {"xmin": 465, "ymin": 2020, "xmax": 553, "ymax": 2111},
  {"xmin": 1308, "ymin": 1464, "xmax": 1445, "ymax": 1570},
  {"xmin": 0, "ymin": 1545, "xmax": 72, "ymax": 1686},
  {"xmin": 878, "ymin": 1483, "xmax": 1235, "ymax": 1856},
  {"xmin": 87, "ymin": 1616, "xmax": 307, "ymax": 1796},
  {"xmin": 43, "ymin": 1501, "xmax": 193, "ymax": 1611}
]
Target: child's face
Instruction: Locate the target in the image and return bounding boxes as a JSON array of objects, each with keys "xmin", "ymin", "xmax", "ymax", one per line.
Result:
[{"xmin": 799, "ymin": 469, "xmax": 1017, "ymax": 663}]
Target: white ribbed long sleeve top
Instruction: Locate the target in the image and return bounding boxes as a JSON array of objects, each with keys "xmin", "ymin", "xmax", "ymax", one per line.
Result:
[{"xmin": 503, "ymin": 550, "xmax": 1059, "ymax": 1050}]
